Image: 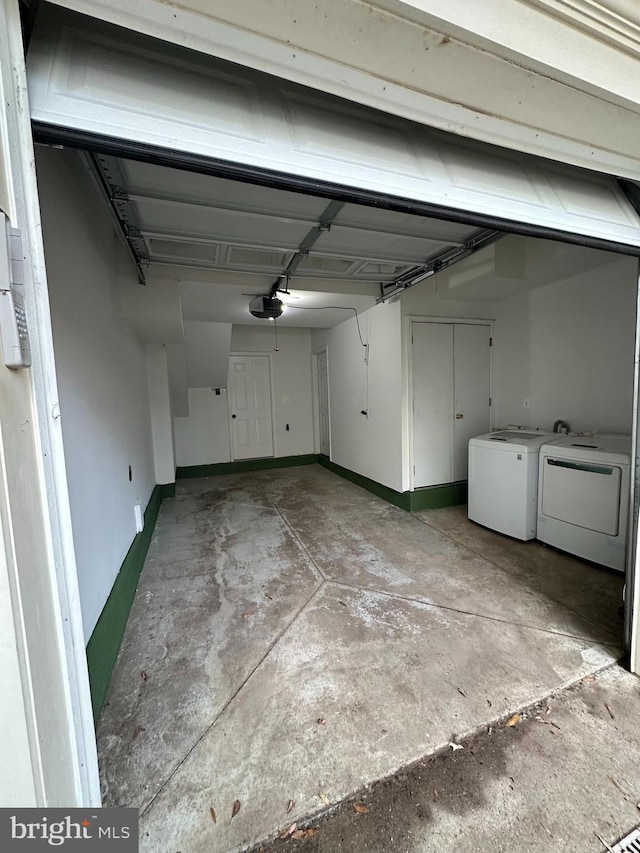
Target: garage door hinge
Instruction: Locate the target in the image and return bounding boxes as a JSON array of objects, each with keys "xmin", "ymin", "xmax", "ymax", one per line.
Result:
[
  {"xmin": 489, "ymin": 397, "xmax": 492, "ymax": 406},
  {"xmin": 489, "ymin": 337, "xmax": 493, "ymax": 346}
]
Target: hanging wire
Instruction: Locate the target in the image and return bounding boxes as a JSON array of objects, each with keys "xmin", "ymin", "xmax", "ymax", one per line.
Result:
[{"xmin": 281, "ymin": 305, "xmax": 368, "ymax": 351}]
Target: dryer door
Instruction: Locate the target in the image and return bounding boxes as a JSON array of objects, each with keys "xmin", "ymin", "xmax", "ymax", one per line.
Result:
[{"xmin": 541, "ymin": 457, "xmax": 622, "ymax": 535}]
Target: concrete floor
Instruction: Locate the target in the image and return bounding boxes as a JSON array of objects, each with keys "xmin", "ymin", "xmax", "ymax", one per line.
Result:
[
  {"xmin": 262, "ymin": 664, "xmax": 640, "ymax": 853},
  {"xmin": 96, "ymin": 465, "xmax": 624, "ymax": 852}
]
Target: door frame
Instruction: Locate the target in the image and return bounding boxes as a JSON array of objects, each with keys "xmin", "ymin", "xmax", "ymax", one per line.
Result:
[
  {"xmin": 0, "ymin": 0, "xmax": 99, "ymax": 805},
  {"xmin": 311, "ymin": 346, "xmax": 331, "ymax": 458},
  {"xmin": 405, "ymin": 316, "xmax": 494, "ymax": 492},
  {"xmin": 227, "ymin": 351, "xmax": 276, "ymax": 461}
]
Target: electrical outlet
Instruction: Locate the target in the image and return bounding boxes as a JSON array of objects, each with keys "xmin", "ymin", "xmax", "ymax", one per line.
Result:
[{"xmin": 134, "ymin": 502, "xmax": 144, "ymax": 533}]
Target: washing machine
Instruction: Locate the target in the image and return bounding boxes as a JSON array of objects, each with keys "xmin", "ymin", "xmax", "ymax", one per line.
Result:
[
  {"xmin": 468, "ymin": 430, "xmax": 556, "ymax": 540},
  {"xmin": 537, "ymin": 434, "xmax": 631, "ymax": 572}
]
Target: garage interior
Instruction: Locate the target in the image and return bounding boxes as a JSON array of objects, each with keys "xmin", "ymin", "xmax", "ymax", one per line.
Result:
[
  {"xmin": 34, "ymin": 141, "xmax": 634, "ymax": 851},
  {"xmin": 25, "ymin": 6, "xmax": 640, "ymax": 852}
]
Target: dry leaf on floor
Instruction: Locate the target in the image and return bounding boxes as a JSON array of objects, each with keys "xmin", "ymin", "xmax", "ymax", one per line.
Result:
[
  {"xmin": 433, "ymin": 787, "xmax": 439, "ymax": 802},
  {"xmin": 286, "ymin": 799, "xmax": 295, "ymax": 814},
  {"xmin": 448, "ymin": 742, "xmax": 463, "ymax": 751},
  {"xmin": 604, "ymin": 703, "xmax": 615, "ymax": 719},
  {"xmin": 231, "ymin": 800, "xmax": 241, "ymax": 819},
  {"xmin": 317, "ymin": 718, "xmax": 326, "ymax": 725},
  {"xmin": 318, "ymin": 791, "xmax": 330, "ymax": 806},
  {"xmin": 353, "ymin": 804, "xmax": 369, "ymax": 814},
  {"xmin": 209, "ymin": 807, "xmax": 217, "ymax": 824},
  {"xmin": 132, "ymin": 725, "xmax": 145, "ymax": 740},
  {"xmin": 279, "ymin": 822, "xmax": 297, "ymax": 839},
  {"xmin": 140, "ymin": 670, "xmax": 148, "ymax": 682},
  {"xmin": 505, "ymin": 714, "xmax": 521, "ymax": 727},
  {"xmin": 457, "ymin": 687, "xmax": 467, "ymax": 698},
  {"xmin": 292, "ymin": 829, "xmax": 318, "ymax": 840}
]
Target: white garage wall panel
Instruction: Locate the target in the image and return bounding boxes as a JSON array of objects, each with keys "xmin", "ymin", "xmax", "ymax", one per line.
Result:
[
  {"xmin": 492, "ymin": 254, "xmax": 638, "ymax": 434},
  {"xmin": 174, "ymin": 388, "xmax": 232, "ymax": 468},
  {"xmin": 313, "ymin": 302, "xmax": 403, "ymax": 492},
  {"xmin": 37, "ymin": 147, "xmax": 155, "ymax": 640},
  {"xmin": 26, "ymin": 7, "xmax": 640, "ymax": 250}
]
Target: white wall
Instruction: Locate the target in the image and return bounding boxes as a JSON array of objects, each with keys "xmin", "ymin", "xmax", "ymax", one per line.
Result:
[
  {"xmin": 492, "ymin": 255, "xmax": 637, "ymax": 434},
  {"xmin": 174, "ymin": 388, "xmax": 232, "ymax": 467},
  {"xmin": 312, "ymin": 302, "xmax": 403, "ymax": 491},
  {"xmin": 37, "ymin": 148, "xmax": 156, "ymax": 641},
  {"xmin": 146, "ymin": 345, "xmax": 176, "ymax": 484},
  {"xmin": 173, "ymin": 325, "xmax": 315, "ymax": 467}
]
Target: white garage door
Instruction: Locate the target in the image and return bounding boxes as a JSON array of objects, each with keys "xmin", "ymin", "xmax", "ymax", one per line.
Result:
[{"xmin": 26, "ymin": 6, "xmax": 640, "ymax": 253}]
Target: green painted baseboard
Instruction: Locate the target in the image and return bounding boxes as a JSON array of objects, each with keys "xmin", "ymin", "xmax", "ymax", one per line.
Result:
[
  {"xmin": 176, "ymin": 454, "xmax": 318, "ymax": 479},
  {"xmin": 317, "ymin": 456, "xmax": 411, "ymax": 509},
  {"xmin": 317, "ymin": 456, "xmax": 467, "ymax": 512},
  {"xmin": 86, "ymin": 483, "xmax": 170, "ymax": 720},
  {"xmin": 408, "ymin": 481, "xmax": 467, "ymax": 511}
]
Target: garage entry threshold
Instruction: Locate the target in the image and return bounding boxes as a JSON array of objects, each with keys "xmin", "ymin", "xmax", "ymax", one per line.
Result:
[{"xmin": 96, "ymin": 465, "xmax": 623, "ymax": 852}]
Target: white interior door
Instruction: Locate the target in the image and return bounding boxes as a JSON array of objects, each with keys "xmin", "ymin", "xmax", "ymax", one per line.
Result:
[
  {"xmin": 228, "ymin": 355, "xmax": 274, "ymax": 460},
  {"xmin": 412, "ymin": 323, "xmax": 454, "ymax": 487},
  {"xmin": 0, "ymin": 0, "xmax": 99, "ymax": 806},
  {"xmin": 317, "ymin": 350, "xmax": 330, "ymax": 457},
  {"xmin": 453, "ymin": 324, "xmax": 491, "ymax": 480}
]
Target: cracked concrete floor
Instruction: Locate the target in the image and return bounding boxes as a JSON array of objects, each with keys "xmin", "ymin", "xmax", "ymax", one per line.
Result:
[{"xmin": 96, "ymin": 464, "xmax": 624, "ymax": 852}]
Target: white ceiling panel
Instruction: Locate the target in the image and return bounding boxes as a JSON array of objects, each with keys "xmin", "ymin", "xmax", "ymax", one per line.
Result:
[
  {"xmin": 180, "ymin": 281, "xmax": 375, "ymax": 327},
  {"xmin": 119, "ymin": 158, "xmax": 329, "ymax": 220},
  {"xmin": 312, "ymin": 225, "xmax": 451, "ymax": 263},
  {"xmin": 133, "ymin": 196, "xmax": 312, "ymax": 248}
]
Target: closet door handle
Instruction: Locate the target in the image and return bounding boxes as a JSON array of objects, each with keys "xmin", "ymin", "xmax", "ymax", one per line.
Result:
[
  {"xmin": 455, "ymin": 413, "xmax": 464, "ymax": 420},
  {"xmin": 231, "ymin": 414, "xmax": 237, "ymax": 419}
]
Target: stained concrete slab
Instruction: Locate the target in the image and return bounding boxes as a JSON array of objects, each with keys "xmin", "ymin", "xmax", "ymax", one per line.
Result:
[
  {"xmin": 138, "ymin": 583, "xmax": 616, "ymax": 853},
  {"xmin": 256, "ymin": 468, "xmax": 619, "ymax": 644},
  {"xmin": 97, "ymin": 466, "xmax": 624, "ymax": 853},
  {"xmin": 97, "ymin": 482, "xmax": 323, "ymax": 811},
  {"xmin": 414, "ymin": 504, "xmax": 624, "ymax": 637},
  {"xmin": 262, "ymin": 664, "xmax": 640, "ymax": 853}
]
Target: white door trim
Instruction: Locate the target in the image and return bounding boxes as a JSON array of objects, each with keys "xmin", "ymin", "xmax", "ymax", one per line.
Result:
[
  {"xmin": 405, "ymin": 316, "xmax": 493, "ymax": 492},
  {"xmin": 311, "ymin": 346, "xmax": 331, "ymax": 458}
]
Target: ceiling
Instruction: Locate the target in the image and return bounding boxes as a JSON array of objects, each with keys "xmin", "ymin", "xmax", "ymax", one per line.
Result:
[{"xmin": 88, "ymin": 153, "xmax": 489, "ymax": 327}]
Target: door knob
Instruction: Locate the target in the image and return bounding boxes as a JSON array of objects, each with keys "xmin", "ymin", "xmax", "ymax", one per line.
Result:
[
  {"xmin": 232, "ymin": 414, "xmax": 237, "ymax": 419},
  {"xmin": 455, "ymin": 413, "xmax": 464, "ymax": 419}
]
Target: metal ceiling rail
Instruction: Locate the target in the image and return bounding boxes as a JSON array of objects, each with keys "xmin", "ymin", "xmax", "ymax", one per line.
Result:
[
  {"xmin": 377, "ymin": 228, "xmax": 503, "ymax": 302},
  {"xmin": 270, "ymin": 200, "xmax": 345, "ymax": 295},
  {"xmin": 80, "ymin": 152, "xmax": 149, "ymax": 285}
]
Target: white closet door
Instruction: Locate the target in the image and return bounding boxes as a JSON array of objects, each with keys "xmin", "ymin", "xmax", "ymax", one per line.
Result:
[
  {"xmin": 453, "ymin": 324, "xmax": 491, "ymax": 480},
  {"xmin": 412, "ymin": 323, "xmax": 454, "ymax": 487}
]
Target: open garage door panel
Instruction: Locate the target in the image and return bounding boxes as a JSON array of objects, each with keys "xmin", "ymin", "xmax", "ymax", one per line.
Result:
[{"xmin": 26, "ymin": 6, "xmax": 640, "ymax": 254}]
